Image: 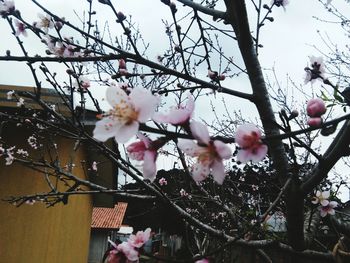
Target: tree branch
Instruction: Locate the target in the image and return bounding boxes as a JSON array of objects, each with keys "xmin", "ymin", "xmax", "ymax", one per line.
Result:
[{"xmin": 176, "ymin": 0, "xmax": 226, "ymax": 19}]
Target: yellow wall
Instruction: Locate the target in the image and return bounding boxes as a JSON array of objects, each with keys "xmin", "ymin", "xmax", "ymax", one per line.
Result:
[{"xmin": 0, "ymin": 133, "xmax": 92, "ymax": 263}]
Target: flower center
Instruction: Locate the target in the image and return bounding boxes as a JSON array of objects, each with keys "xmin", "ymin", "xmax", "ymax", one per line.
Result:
[
  {"xmin": 242, "ymin": 132, "xmax": 261, "ymax": 151},
  {"xmin": 198, "ymin": 143, "xmax": 217, "ymax": 164},
  {"xmin": 109, "ymin": 99, "xmax": 139, "ymax": 125}
]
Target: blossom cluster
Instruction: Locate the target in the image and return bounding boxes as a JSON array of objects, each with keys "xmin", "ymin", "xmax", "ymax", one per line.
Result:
[
  {"xmin": 312, "ymin": 190, "xmax": 338, "ymax": 217},
  {"xmin": 0, "ymin": 145, "xmax": 29, "ymax": 166},
  {"xmin": 107, "ymin": 228, "xmax": 151, "ymax": 262},
  {"xmin": 93, "ymin": 83, "xmax": 268, "ymax": 184}
]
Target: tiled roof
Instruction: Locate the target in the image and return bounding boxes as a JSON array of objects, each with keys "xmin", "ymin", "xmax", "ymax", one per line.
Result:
[{"xmin": 91, "ymin": 202, "xmax": 128, "ymax": 229}]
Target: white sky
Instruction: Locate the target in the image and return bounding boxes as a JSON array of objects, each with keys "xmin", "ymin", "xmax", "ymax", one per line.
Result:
[{"xmin": 1, "ymin": 0, "xmax": 350, "ymax": 199}]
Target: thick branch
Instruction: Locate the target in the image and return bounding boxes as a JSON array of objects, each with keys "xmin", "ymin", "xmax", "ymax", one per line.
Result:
[{"xmin": 223, "ymin": 0, "xmax": 304, "ymax": 250}]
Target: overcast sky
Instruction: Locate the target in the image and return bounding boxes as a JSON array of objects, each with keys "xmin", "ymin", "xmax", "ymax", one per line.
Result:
[{"xmin": 1, "ymin": 0, "xmax": 350, "ymax": 198}]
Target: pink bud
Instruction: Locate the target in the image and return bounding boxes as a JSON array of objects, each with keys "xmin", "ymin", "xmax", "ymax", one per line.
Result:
[
  {"xmin": 218, "ymin": 74, "xmax": 225, "ymax": 81},
  {"xmin": 307, "ymin": 98, "xmax": 326, "ymax": 117},
  {"xmin": 119, "ymin": 68, "xmax": 128, "ymax": 76},
  {"xmin": 307, "ymin": 117, "xmax": 322, "ymax": 127},
  {"xmin": 208, "ymin": 69, "xmax": 217, "ymax": 80},
  {"xmin": 119, "ymin": 59, "xmax": 126, "ymax": 69}
]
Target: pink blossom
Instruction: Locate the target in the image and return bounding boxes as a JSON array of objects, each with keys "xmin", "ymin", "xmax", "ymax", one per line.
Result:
[
  {"xmin": 35, "ymin": 14, "xmax": 54, "ymax": 33},
  {"xmin": 92, "ymin": 161, "xmax": 98, "ymax": 171},
  {"xmin": 0, "ymin": 146, "xmax": 4, "ymax": 156},
  {"xmin": 28, "ymin": 136, "xmax": 38, "ymax": 149},
  {"xmin": 307, "ymin": 117, "xmax": 322, "ymax": 127},
  {"xmin": 153, "ymin": 94, "xmax": 194, "ymax": 125},
  {"xmin": 312, "ymin": 190, "xmax": 330, "ymax": 206},
  {"xmin": 159, "ymin": 177, "xmax": 167, "ymax": 186},
  {"xmin": 320, "ymin": 201, "xmax": 338, "ymax": 217},
  {"xmin": 177, "ymin": 121, "xmax": 232, "ymax": 184},
  {"xmin": 196, "ymin": 259, "xmax": 209, "ymax": 263},
  {"xmin": 116, "ymin": 242, "xmax": 139, "ymax": 261},
  {"xmin": 107, "ymin": 251, "xmax": 123, "ymax": 263},
  {"xmin": 304, "ymin": 56, "xmax": 326, "ymax": 84},
  {"xmin": 180, "ymin": 188, "xmax": 188, "ymax": 197},
  {"xmin": 235, "ymin": 124, "xmax": 268, "ymax": 163},
  {"xmin": 16, "ymin": 97, "xmax": 24, "ymax": 107},
  {"xmin": 126, "ymin": 134, "xmax": 157, "ymax": 181},
  {"xmin": 25, "ymin": 199, "xmax": 36, "ymax": 205},
  {"xmin": 307, "ymin": 98, "xmax": 326, "ymax": 117},
  {"xmin": 74, "ymin": 76, "xmax": 90, "ymax": 90},
  {"xmin": 7, "ymin": 90, "xmax": 14, "ymax": 100},
  {"xmin": 62, "ymin": 44, "xmax": 76, "ymax": 57},
  {"xmin": 0, "ymin": 0, "xmax": 15, "ymax": 15},
  {"xmin": 93, "ymin": 85, "xmax": 159, "ymax": 143},
  {"xmin": 5, "ymin": 154, "xmax": 14, "ymax": 165},
  {"xmin": 41, "ymin": 35, "xmax": 55, "ymax": 51},
  {"xmin": 17, "ymin": 149, "xmax": 29, "ymax": 157},
  {"xmin": 15, "ymin": 20, "xmax": 27, "ymax": 37},
  {"xmin": 128, "ymin": 228, "xmax": 151, "ymax": 248}
]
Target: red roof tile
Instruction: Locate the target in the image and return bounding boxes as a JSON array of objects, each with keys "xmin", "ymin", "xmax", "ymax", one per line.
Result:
[{"xmin": 91, "ymin": 202, "xmax": 128, "ymax": 229}]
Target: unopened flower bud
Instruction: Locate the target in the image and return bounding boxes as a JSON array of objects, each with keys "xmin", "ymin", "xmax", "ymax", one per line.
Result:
[
  {"xmin": 307, "ymin": 98, "xmax": 326, "ymax": 117},
  {"xmin": 119, "ymin": 59, "xmax": 126, "ymax": 69},
  {"xmin": 307, "ymin": 117, "xmax": 322, "ymax": 127},
  {"xmin": 170, "ymin": 2, "xmax": 177, "ymax": 13},
  {"xmin": 116, "ymin": 11, "xmax": 126, "ymax": 22},
  {"xmin": 289, "ymin": 110, "xmax": 299, "ymax": 120},
  {"xmin": 208, "ymin": 69, "xmax": 218, "ymax": 80},
  {"xmin": 124, "ymin": 27, "xmax": 131, "ymax": 35}
]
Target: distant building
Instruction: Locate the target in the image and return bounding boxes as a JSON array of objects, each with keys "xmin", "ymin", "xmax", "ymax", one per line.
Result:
[
  {"xmin": 88, "ymin": 202, "xmax": 128, "ymax": 263},
  {"xmin": 0, "ymin": 84, "xmax": 118, "ymax": 263}
]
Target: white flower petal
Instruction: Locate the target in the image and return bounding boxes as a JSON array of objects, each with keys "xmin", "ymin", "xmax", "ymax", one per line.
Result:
[
  {"xmin": 214, "ymin": 140, "xmax": 232, "ymax": 159},
  {"xmin": 191, "ymin": 163, "xmax": 209, "ymax": 182},
  {"xmin": 177, "ymin": 139, "xmax": 202, "ymax": 157},
  {"xmin": 143, "ymin": 151, "xmax": 157, "ymax": 181},
  {"xmin": 237, "ymin": 149, "xmax": 251, "ymax": 163},
  {"xmin": 211, "ymin": 160, "xmax": 226, "ymax": 185},
  {"xmin": 114, "ymin": 122, "xmax": 139, "ymax": 143},
  {"xmin": 190, "ymin": 121, "xmax": 210, "ymax": 144},
  {"xmin": 329, "ymin": 201, "xmax": 338, "ymax": 208},
  {"xmin": 320, "ymin": 199, "xmax": 329, "ymax": 207},
  {"xmin": 93, "ymin": 118, "xmax": 119, "ymax": 142},
  {"xmin": 130, "ymin": 87, "xmax": 159, "ymax": 122},
  {"xmin": 250, "ymin": 145, "xmax": 268, "ymax": 162},
  {"xmin": 320, "ymin": 209, "xmax": 327, "ymax": 217},
  {"xmin": 322, "ymin": 191, "xmax": 330, "ymax": 199},
  {"xmin": 106, "ymin": 86, "xmax": 129, "ymax": 107}
]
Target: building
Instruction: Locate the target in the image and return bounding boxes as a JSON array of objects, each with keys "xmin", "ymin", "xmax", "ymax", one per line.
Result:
[
  {"xmin": 88, "ymin": 202, "xmax": 128, "ymax": 263},
  {"xmin": 0, "ymin": 84, "xmax": 117, "ymax": 263}
]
